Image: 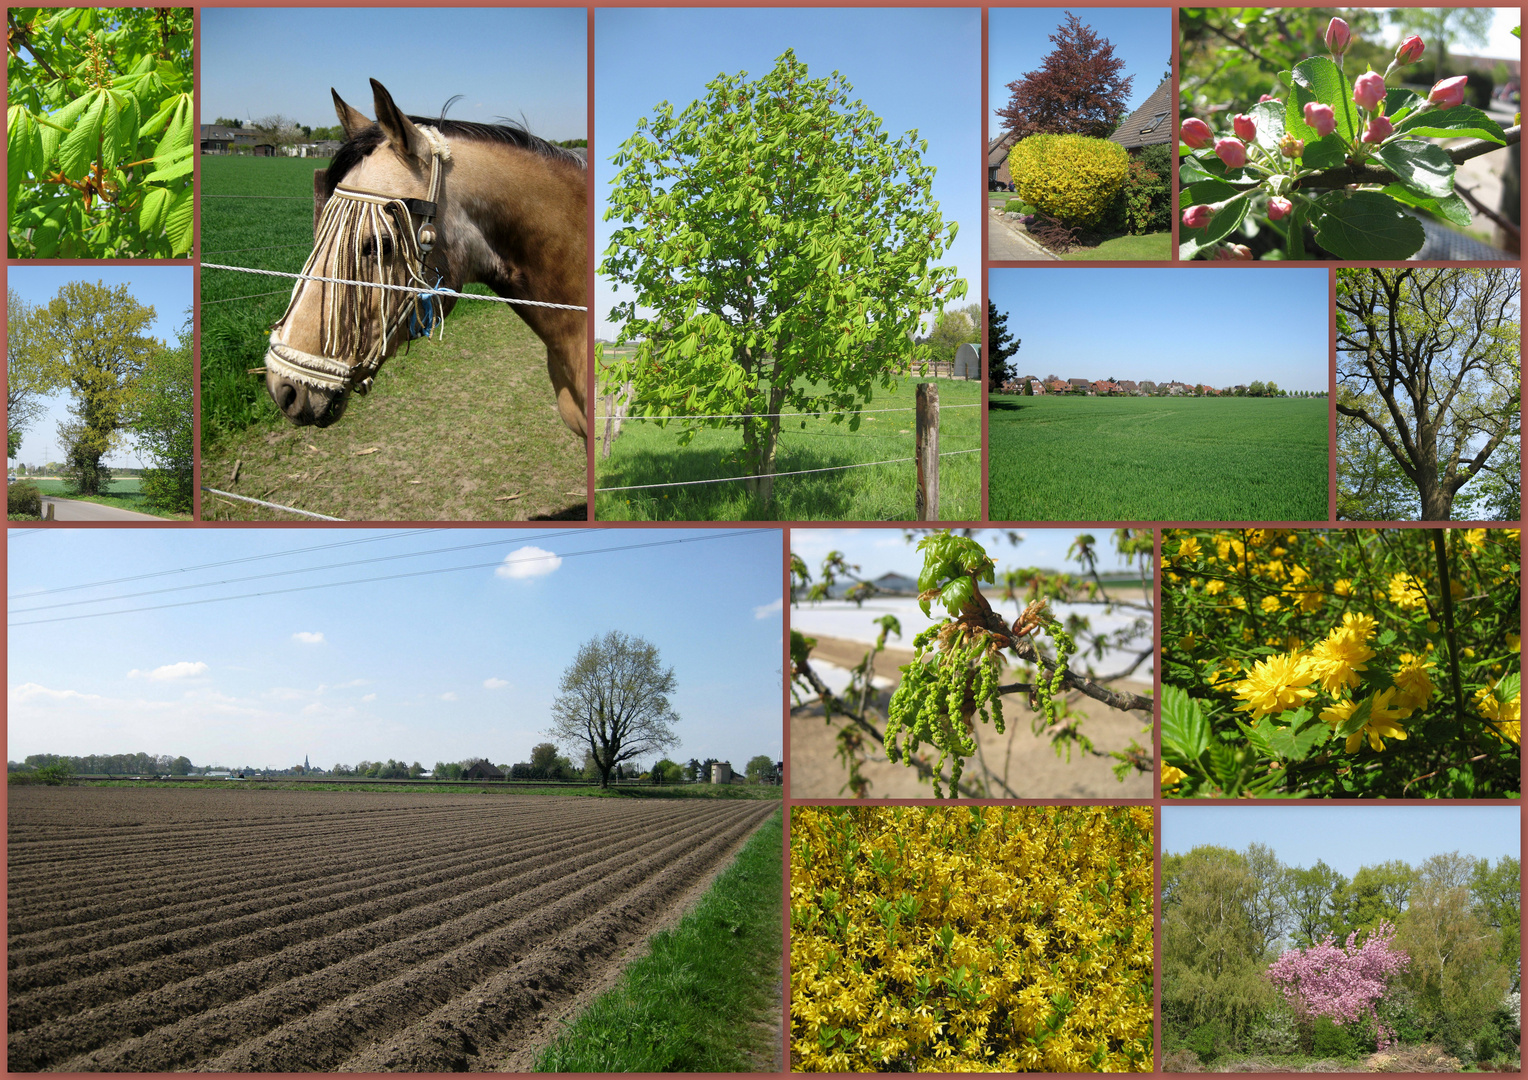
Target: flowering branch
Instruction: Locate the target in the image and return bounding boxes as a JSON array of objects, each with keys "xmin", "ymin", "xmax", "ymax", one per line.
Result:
[{"xmin": 1295, "ymin": 125, "xmax": 1520, "ymax": 190}]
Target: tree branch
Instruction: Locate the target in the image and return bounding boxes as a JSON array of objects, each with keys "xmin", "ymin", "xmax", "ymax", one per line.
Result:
[
  {"xmin": 1295, "ymin": 127, "xmax": 1520, "ymax": 191},
  {"xmin": 997, "ymin": 636, "xmax": 1154, "ymax": 714}
]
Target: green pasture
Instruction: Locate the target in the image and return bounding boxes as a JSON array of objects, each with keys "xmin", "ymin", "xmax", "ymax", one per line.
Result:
[
  {"xmin": 198, "ymin": 155, "xmax": 586, "ymax": 521},
  {"xmin": 594, "ymin": 374, "xmax": 982, "ymax": 522},
  {"xmin": 988, "ymin": 395, "xmax": 1329, "ymax": 521}
]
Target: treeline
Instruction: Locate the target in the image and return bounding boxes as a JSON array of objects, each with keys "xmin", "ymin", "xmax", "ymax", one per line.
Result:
[
  {"xmin": 1165, "ymin": 843, "xmax": 1520, "ymax": 1066},
  {"xmin": 13, "ymin": 752, "xmax": 192, "ymax": 776}
]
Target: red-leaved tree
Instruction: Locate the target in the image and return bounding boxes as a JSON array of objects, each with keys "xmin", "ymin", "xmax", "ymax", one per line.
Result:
[
  {"xmin": 1264, "ymin": 922, "xmax": 1412, "ymax": 1049},
  {"xmin": 996, "ymin": 12, "xmax": 1135, "ymax": 140}
]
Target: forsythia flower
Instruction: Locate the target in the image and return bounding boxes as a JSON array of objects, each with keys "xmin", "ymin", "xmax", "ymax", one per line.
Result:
[
  {"xmin": 1232, "ymin": 652, "xmax": 1318, "ymax": 719},
  {"xmin": 1392, "ymin": 653, "xmax": 1436, "ymax": 712},
  {"xmin": 1308, "ymin": 627, "xmax": 1376, "ymax": 695},
  {"xmin": 1388, "ymin": 573, "xmax": 1428, "ymax": 609},
  {"xmin": 1231, "ymin": 597, "xmax": 1248, "ymax": 610}
]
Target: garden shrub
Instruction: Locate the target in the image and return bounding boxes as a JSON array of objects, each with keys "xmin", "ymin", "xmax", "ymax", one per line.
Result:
[
  {"xmin": 1472, "ymin": 1021, "xmax": 1503, "ymax": 1062},
  {"xmin": 1188, "ymin": 1020, "xmax": 1230, "ymax": 1066},
  {"xmin": 7, "ymin": 480, "xmax": 41, "ymax": 518},
  {"xmin": 1312, "ymin": 1015, "xmax": 1361, "ymax": 1060},
  {"xmin": 1247, "ymin": 1003, "xmax": 1300, "ymax": 1055},
  {"xmin": 1007, "ymin": 133, "xmax": 1128, "ymax": 229}
]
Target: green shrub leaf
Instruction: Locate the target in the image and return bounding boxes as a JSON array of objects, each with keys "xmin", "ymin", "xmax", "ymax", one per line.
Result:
[
  {"xmin": 1371, "ymin": 139, "xmax": 1455, "ymax": 199},
  {"xmin": 1312, "ymin": 189, "xmax": 1426, "ymax": 260},
  {"xmin": 1161, "ymin": 685, "xmax": 1209, "ymax": 763}
]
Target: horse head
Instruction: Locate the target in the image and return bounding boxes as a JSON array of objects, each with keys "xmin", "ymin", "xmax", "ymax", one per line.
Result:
[{"xmin": 264, "ymin": 79, "xmax": 457, "ymax": 426}]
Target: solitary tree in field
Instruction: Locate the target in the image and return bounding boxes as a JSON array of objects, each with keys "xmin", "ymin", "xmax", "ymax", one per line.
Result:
[
  {"xmin": 1336, "ymin": 268, "xmax": 1520, "ymax": 521},
  {"xmin": 600, "ymin": 49, "xmax": 965, "ymax": 507},
  {"xmin": 546, "ymin": 630, "xmax": 680, "ymax": 789},
  {"xmin": 996, "ymin": 12, "xmax": 1134, "ymax": 140}
]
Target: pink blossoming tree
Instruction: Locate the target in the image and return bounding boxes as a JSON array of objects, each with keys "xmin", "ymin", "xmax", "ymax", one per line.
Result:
[{"xmin": 1264, "ymin": 922, "xmax": 1411, "ymax": 1049}]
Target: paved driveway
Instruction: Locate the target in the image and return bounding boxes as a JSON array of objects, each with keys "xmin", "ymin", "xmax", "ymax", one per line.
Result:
[{"xmin": 39, "ymin": 497, "xmax": 166, "ymax": 521}]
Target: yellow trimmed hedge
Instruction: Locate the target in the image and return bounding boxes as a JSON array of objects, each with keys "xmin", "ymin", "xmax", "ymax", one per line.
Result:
[
  {"xmin": 790, "ymin": 806, "xmax": 1154, "ymax": 1072},
  {"xmin": 1007, "ymin": 134, "xmax": 1129, "ymax": 229}
]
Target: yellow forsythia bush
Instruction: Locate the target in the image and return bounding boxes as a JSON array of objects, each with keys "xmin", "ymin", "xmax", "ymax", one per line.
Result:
[
  {"xmin": 791, "ymin": 806, "xmax": 1153, "ymax": 1072},
  {"xmin": 1007, "ymin": 134, "xmax": 1128, "ymax": 228}
]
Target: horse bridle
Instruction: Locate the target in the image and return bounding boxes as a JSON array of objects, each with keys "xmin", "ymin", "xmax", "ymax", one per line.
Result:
[{"xmin": 265, "ymin": 125, "xmax": 451, "ymax": 396}]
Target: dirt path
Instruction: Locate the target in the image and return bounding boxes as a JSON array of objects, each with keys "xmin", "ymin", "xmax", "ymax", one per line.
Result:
[{"xmin": 792, "ymin": 634, "xmax": 1153, "ymax": 798}]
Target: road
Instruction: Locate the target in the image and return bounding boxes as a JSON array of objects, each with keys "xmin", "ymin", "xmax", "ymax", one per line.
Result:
[
  {"xmin": 988, "ymin": 209, "xmax": 1061, "ymax": 261},
  {"xmin": 39, "ymin": 497, "xmax": 167, "ymax": 521}
]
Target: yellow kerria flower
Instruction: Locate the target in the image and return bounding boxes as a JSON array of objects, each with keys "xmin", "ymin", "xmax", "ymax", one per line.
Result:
[
  {"xmin": 1475, "ymin": 682, "xmax": 1522, "ymax": 745},
  {"xmin": 1231, "ymin": 597, "xmax": 1247, "ymax": 610},
  {"xmin": 1205, "ymin": 580, "xmax": 1227, "ymax": 595},
  {"xmin": 1261, "ymin": 595, "xmax": 1282, "ymax": 613},
  {"xmin": 1284, "ymin": 582, "xmax": 1325, "ymax": 613},
  {"xmin": 1308, "ymin": 627, "xmax": 1376, "ymax": 695},
  {"xmin": 1388, "ymin": 573, "xmax": 1428, "ymax": 610},
  {"xmin": 1322, "ymin": 689, "xmax": 1410, "ymax": 753},
  {"xmin": 1509, "ymin": 633, "xmax": 1521, "ymax": 654},
  {"xmin": 1341, "ymin": 611, "xmax": 1378, "ymax": 640},
  {"xmin": 1333, "ymin": 579, "xmax": 1353, "ymax": 597},
  {"xmin": 1161, "ymin": 763, "xmax": 1186, "ymax": 789},
  {"xmin": 1180, "ymin": 633, "xmax": 1199, "ymax": 651},
  {"xmin": 1393, "ymin": 653, "xmax": 1436, "ymax": 712},
  {"xmin": 1176, "ymin": 536, "xmax": 1201, "ymax": 562},
  {"xmin": 1463, "ymin": 528, "xmax": 1487, "ymax": 552},
  {"xmin": 1231, "ymin": 652, "xmax": 1318, "ymax": 719}
]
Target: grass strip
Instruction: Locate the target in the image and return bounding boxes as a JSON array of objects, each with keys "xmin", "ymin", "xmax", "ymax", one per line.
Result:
[{"xmin": 536, "ymin": 807, "xmax": 783, "ymax": 1072}]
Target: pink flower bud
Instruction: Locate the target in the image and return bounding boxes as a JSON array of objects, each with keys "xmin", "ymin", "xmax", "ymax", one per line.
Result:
[
  {"xmin": 1214, "ymin": 138, "xmax": 1248, "ymax": 169},
  {"xmin": 1353, "ymin": 71, "xmax": 1387, "ymax": 112},
  {"xmin": 1233, "ymin": 113, "xmax": 1257, "ymax": 141},
  {"xmin": 1428, "ymin": 75, "xmax": 1468, "ymax": 109},
  {"xmin": 1363, "ymin": 115, "xmax": 1394, "ymax": 143},
  {"xmin": 1183, "ymin": 204, "xmax": 1213, "ymax": 229},
  {"xmin": 1280, "ymin": 133, "xmax": 1305, "ymax": 159},
  {"xmin": 1213, "ymin": 243, "xmax": 1255, "ymax": 261},
  {"xmin": 1180, "ymin": 117, "xmax": 1214, "ymax": 149},
  {"xmin": 1303, "ymin": 102, "xmax": 1337, "ymax": 137},
  {"xmin": 1259, "ymin": 94, "xmax": 1282, "ymax": 104},
  {"xmin": 1395, "ymin": 35, "xmax": 1425, "ymax": 66},
  {"xmin": 1267, "ymin": 196, "xmax": 1293, "ymax": 221},
  {"xmin": 1325, "ymin": 17, "xmax": 1352, "ymax": 58}
]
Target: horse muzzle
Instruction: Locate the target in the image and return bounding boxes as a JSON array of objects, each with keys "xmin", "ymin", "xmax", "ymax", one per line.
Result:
[{"xmin": 263, "ymin": 345, "xmax": 353, "ymax": 427}]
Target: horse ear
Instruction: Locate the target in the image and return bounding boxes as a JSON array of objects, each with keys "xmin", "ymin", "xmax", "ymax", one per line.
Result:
[
  {"xmin": 369, "ymin": 78, "xmax": 425, "ymax": 161},
  {"xmin": 332, "ymin": 89, "xmax": 372, "ymax": 138}
]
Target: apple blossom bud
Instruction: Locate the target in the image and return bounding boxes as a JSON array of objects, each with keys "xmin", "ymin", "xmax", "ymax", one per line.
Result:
[
  {"xmin": 1428, "ymin": 75, "xmax": 1468, "ymax": 109},
  {"xmin": 1395, "ymin": 35, "xmax": 1424, "ymax": 66},
  {"xmin": 1183, "ymin": 204, "xmax": 1213, "ymax": 229},
  {"xmin": 1353, "ymin": 71, "xmax": 1387, "ymax": 112},
  {"xmin": 1325, "ymin": 17, "xmax": 1352, "ymax": 58},
  {"xmin": 1215, "ymin": 137, "xmax": 1248, "ymax": 168},
  {"xmin": 1213, "ymin": 243, "xmax": 1254, "ymax": 261},
  {"xmin": 1363, "ymin": 115, "xmax": 1394, "ymax": 143},
  {"xmin": 1280, "ymin": 133, "xmax": 1305, "ymax": 158},
  {"xmin": 1180, "ymin": 117, "xmax": 1214, "ymax": 148},
  {"xmin": 1303, "ymin": 102, "xmax": 1337, "ymax": 137},
  {"xmin": 1267, "ymin": 196, "xmax": 1293, "ymax": 221},
  {"xmin": 1258, "ymin": 94, "xmax": 1282, "ymax": 104},
  {"xmin": 1233, "ymin": 113, "xmax": 1257, "ymax": 141}
]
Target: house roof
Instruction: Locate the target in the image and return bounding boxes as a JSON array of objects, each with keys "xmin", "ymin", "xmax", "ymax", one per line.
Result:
[
  {"xmin": 1110, "ymin": 77, "xmax": 1173, "ymax": 150},
  {"xmin": 988, "ymin": 132, "xmax": 1019, "ymax": 167}
]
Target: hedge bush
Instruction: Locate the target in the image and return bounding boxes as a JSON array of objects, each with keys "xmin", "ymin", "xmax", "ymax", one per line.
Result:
[
  {"xmin": 7, "ymin": 480, "xmax": 41, "ymax": 519},
  {"xmin": 1007, "ymin": 134, "xmax": 1128, "ymax": 229}
]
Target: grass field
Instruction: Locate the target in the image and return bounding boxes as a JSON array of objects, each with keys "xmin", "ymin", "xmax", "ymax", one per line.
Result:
[
  {"xmin": 10, "ymin": 477, "xmax": 187, "ymax": 519},
  {"xmin": 199, "ymin": 155, "xmax": 585, "ymax": 521},
  {"xmin": 595, "ymin": 369, "xmax": 981, "ymax": 521},
  {"xmin": 988, "ymin": 395, "xmax": 1329, "ymax": 521},
  {"xmin": 1063, "ymin": 232, "xmax": 1171, "ymax": 260}
]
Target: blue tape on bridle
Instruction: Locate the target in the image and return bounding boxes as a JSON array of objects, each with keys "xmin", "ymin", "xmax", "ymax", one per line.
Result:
[{"xmin": 408, "ymin": 290, "xmax": 442, "ymax": 340}]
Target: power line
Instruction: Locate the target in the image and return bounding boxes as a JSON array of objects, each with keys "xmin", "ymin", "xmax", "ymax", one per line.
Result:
[{"xmin": 8, "ymin": 531, "xmax": 775, "ymax": 628}]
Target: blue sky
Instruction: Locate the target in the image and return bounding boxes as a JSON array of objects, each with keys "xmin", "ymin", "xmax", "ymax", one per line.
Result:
[
  {"xmin": 593, "ymin": 7, "xmax": 980, "ymax": 342},
  {"xmin": 790, "ymin": 527, "xmax": 1151, "ymax": 580},
  {"xmin": 7, "ymin": 528, "xmax": 782, "ymax": 772},
  {"xmin": 7, "ymin": 266, "xmax": 192, "ymax": 468},
  {"xmin": 989, "ymin": 8, "xmax": 1172, "ymax": 126},
  {"xmin": 200, "ymin": 9, "xmax": 586, "ymax": 139},
  {"xmin": 1164, "ymin": 806, "xmax": 1521, "ymax": 878},
  {"xmin": 989, "ymin": 267, "xmax": 1329, "ymax": 392}
]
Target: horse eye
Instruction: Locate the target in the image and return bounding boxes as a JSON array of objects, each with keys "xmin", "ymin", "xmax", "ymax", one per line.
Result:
[{"xmin": 360, "ymin": 238, "xmax": 395, "ymax": 258}]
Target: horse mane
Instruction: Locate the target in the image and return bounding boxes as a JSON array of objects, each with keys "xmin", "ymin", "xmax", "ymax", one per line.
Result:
[{"xmin": 325, "ymin": 114, "xmax": 585, "ymax": 196}]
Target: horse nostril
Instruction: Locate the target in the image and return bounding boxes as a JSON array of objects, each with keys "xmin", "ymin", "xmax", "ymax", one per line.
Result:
[{"xmin": 276, "ymin": 382, "xmax": 298, "ymax": 413}]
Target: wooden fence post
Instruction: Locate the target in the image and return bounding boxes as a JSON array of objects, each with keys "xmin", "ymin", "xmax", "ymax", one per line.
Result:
[{"xmin": 915, "ymin": 382, "xmax": 938, "ymax": 521}]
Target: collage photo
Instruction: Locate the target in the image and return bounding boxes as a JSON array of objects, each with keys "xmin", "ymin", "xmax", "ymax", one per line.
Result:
[{"xmin": 4, "ymin": 1, "xmax": 1523, "ymax": 1076}]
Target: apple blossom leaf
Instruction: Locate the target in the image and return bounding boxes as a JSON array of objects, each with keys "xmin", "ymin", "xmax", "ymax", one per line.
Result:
[
  {"xmin": 1299, "ymin": 133, "xmax": 1348, "ymax": 171},
  {"xmin": 1394, "ymin": 105, "xmax": 1507, "ymax": 144},
  {"xmin": 1182, "ymin": 178, "xmax": 1240, "ymax": 205},
  {"xmin": 1249, "ymin": 99, "xmax": 1286, "ymax": 153},
  {"xmin": 1371, "ymin": 139, "xmax": 1456, "ymax": 199},
  {"xmin": 1287, "ymin": 56, "xmax": 1361, "ymax": 143},
  {"xmin": 1285, "ymin": 201, "xmax": 1308, "ymax": 260},
  {"xmin": 1311, "ymin": 189, "xmax": 1426, "ymax": 260},
  {"xmin": 1179, "ymin": 191, "xmax": 1250, "ymax": 260},
  {"xmin": 1161, "ymin": 685, "xmax": 1209, "ymax": 764},
  {"xmin": 1380, "ymin": 184, "xmax": 1471, "ymax": 227},
  {"xmin": 1383, "ymin": 89, "xmax": 1425, "ymax": 123}
]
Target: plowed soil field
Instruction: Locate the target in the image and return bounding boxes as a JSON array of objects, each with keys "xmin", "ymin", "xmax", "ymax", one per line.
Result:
[{"xmin": 7, "ymin": 787, "xmax": 776, "ymax": 1071}]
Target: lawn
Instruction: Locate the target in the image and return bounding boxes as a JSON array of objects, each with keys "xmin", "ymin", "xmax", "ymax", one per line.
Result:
[
  {"xmin": 595, "ymin": 373, "xmax": 981, "ymax": 521},
  {"xmin": 11, "ymin": 477, "xmax": 187, "ymax": 519},
  {"xmin": 1063, "ymin": 232, "xmax": 1171, "ymax": 260},
  {"xmin": 988, "ymin": 395, "xmax": 1329, "ymax": 521}
]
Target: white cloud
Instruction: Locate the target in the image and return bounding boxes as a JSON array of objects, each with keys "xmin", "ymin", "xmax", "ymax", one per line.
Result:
[
  {"xmin": 128, "ymin": 661, "xmax": 208, "ymax": 681},
  {"xmin": 292, "ymin": 631, "xmax": 325, "ymax": 645},
  {"xmin": 361, "ymin": 693, "xmax": 377, "ymax": 703},
  {"xmin": 440, "ymin": 692, "xmax": 458, "ymax": 701},
  {"xmin": 483, "ymin": 677, "xmax": 509, "ymax": 689},
  {"xmin": 495, "ymin": 545, "xmax": 561, "ymax": 579},
  {"xmin": 753, "ymin": 597, "xmax": 783, "ymax": 620}
]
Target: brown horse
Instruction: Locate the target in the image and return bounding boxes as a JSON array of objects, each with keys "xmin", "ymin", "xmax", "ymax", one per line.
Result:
[{"xmin": 262, "ymin": 78, "xmax": 587, "ymax": 440}]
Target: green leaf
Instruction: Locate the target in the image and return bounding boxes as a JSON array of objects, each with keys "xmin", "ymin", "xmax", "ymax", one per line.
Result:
[
  {"xmin": 1495, "ymin": 673, "xmax": 1520, "ymax": 704},
  {"xmin": 1371, "ymin": 139, "xmax": 1455, "ymax": 199},
  {"xmin": 165, "ymin": 186, "xmax": 194, "ymax": 255},
  {"xmin": 41, "ymin": 91, "xmax": 94, "ymax": 171},
  {"xmin": 1285, "ymin": 200, "xmax": 1308, "ymax": 260},
  {"xmin": 1287, "ymin": 56, "xmax": 1361, "ymax": 143},
  {"xmin": 138, "ymin": 185, "xmax": 171, "ymax": 236},
  {"xmin": 58, "ymin": 89, "xmax": 107, "ymax": 181},
  {"xmin": 937, "ymin": 574, "xmax": 974, "ymax": 617},
  {"xmin": 1161, "ymin": 685, "xmax": 1209, "ymax": 763},
  {"xmin": 1311, "ymin": 189, "xmax": 1426, "ymax": 260},
  {"xmin": 1256, "ymin": 708, "xmax": 1329, "ymax": 761},
  {"xmin": 1299, "ymin": 133, "xmax": 1348, "ymax": 171},
  {"xmin": 8, "ymin": 106, "xmax": 42, "ymax": 208},
  {"xmin": 143, "ymin": 143, "xmax": 192, "ymax": 183},
  {"xmin": 1179, "ymin": 157, "xmax": 1219, "ymax": 184},
  {"xmin": 1379, "ymin": 184, "xmax": 1471, "ymax": 227},
  {"xmin": 1182, "ymin": 178, "xmax": 1241, "ymax": 206},
  {"xmin": 1180, "ymin": 192, "xmax": 1250, "ymax": 259},
  {"xmin": 1249, "ymin": 99, "xmax": 1286, "ymax": 154},
  {"xmin": 31, "ymin": 206, "xmax": 65, "ymax": 257},
  {"xmin": 155, "ymin": 94, "xmax": 192, "ymax": 163},
  {"xmin": 1334, "ymin": 694, "xmax": 1375, "ymax": 740},
  {"xmin": 1394, "ymin": 105, "xmax": 1507, "ymax": 144},
  {"xmin": 1384, "ymin": 89, "xmax": 1424, "ymax": 124},
  {"xmin": 97, "ymin": 89, "xmax": 121, "ymax": 170}
]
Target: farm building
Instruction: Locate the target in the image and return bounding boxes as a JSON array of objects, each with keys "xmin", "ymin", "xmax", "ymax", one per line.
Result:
[
  {"xmin": 710, "ymin": 761, "xmax": 733, "ymax": 785},
  {"xmin": 462, "ymin": 762, "xmax": 505, "ymax": 781},
  {"xmin": 1108, "ymin": 78, "xmax": 1172, "ymax": 152},
  {"xmin": 199, "ymin": 125, "xmax": 259, "ymax": 154},
  {"xmin": 953, "ymin": 342, "xmax": 981, "ymax": 380}
]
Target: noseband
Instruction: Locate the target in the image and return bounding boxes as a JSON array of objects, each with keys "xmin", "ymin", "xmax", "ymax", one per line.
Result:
[{"xmin": 266, "ymin": 126, "xmax": 451, "ymax": 396}]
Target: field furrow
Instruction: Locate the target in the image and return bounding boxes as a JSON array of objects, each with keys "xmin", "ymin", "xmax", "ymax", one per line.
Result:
[{"xmin": 6, "ymin": 788, "xmax": 775, "ymax": 1072}]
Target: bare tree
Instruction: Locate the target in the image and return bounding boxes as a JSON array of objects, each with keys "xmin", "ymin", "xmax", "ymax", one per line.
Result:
[
  {"xmin": 250, "ymin": 113, "xmax": 304, "ymax": 148},
  {"xmin": 1336, "ymin": 267, "xmax": 1520, "ymax": 521},
  {"xmin": 546, "ymin": 631, "xmax": 679, "ymax": 789}
]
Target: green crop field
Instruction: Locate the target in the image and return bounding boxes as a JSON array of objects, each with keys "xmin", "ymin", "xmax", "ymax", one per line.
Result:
[
  {"xmin": 595, "ymin": 374, "xmax": 981, "ymax": 521},
  {"xmin": 988, "ymin": 395, "xmax": 1329, "ymax": 521}
]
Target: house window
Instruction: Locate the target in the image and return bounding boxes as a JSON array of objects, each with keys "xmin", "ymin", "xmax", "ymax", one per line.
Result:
[{"xmin": 1139, "ymin": 113, "xmax": 1168, "ymax": 135}]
